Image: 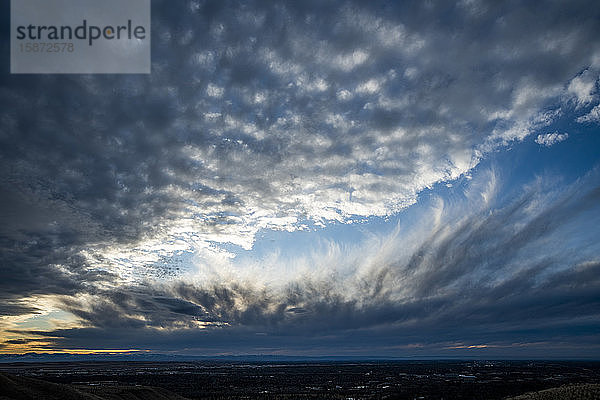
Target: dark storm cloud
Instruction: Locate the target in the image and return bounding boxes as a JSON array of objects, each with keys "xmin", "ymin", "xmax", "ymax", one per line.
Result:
[
  {"xmin": 0, "ymin": 300, "xmax": 39, "ymax": 317},
  {"xmin": 1, "ymin": 0, "xmax": 600, "ymax": 354}
]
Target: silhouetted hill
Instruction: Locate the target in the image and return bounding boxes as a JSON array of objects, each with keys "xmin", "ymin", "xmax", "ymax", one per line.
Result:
[
  {"xmin": 0, "ymin": 372, "xmax": 190, "ymax": 400},
  {"xmin": 506, "ymin": 383, "xmax": 600, "ymax": 399}
]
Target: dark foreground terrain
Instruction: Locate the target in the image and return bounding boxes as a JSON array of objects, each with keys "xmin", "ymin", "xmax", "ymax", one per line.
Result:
[
  {"xmin": 0, "ymin": 372, "xmax": 189, "ymax": 400},
  {"xmin": 1, "ymin": 360, "xmax": 599, "ymax": 399},
  {"xmin": 506, "ymin": 384, "xmax": 600, "ymax": 399}
]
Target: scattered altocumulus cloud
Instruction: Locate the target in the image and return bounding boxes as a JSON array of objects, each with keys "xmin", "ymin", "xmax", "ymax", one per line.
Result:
[
  {"xmin": 535, "ymin": 132, "xmax": 569, "ymax": 147},
  {"xmin": 568, "ymin": 68, "xmax": 598, "ymax": 106},
  {"xmin": 577, "ymin": 104, "xmax": 600, "ymax": 123}
]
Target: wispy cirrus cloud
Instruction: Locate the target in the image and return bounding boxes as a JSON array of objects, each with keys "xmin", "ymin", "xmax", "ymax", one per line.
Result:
[{"xmin": 10, "ymin": 166, "xmax": 598, "ymax": 356}]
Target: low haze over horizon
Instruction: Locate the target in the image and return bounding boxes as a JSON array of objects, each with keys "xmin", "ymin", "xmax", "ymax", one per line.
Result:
[{"xmin": 1, "ymin": 0, "xmax": 600, "ymax": 359}]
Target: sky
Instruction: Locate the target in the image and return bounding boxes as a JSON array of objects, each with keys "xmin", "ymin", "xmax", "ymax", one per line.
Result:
[{"xmin": 1, "ymin": 0, "xmax": 600, "ymax": 359}]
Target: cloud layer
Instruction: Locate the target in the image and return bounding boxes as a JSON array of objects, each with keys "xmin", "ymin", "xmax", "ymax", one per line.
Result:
[{"xmin": 1, "ymin": 0, "xmax": 600, "ymax": 355}]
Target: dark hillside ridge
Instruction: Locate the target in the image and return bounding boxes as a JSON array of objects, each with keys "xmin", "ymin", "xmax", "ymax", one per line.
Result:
[
  {"xmin": 506, "ymin": 384, "xmax": 600, "ymax": 400},
  {"xmin": 0, "ymin": 372, "xmax": 190, "ymax": 400}
]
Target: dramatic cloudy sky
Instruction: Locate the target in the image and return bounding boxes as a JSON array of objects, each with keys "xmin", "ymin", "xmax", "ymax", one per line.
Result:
[{"xmin": 1, "ymin": 0, "xmax": 600, "ymax": 358}]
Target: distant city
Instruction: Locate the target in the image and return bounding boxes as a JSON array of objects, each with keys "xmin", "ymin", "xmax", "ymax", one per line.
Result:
[{"xmin": 1, "ymin": 359, "xmax": 599, "ymax": 399}]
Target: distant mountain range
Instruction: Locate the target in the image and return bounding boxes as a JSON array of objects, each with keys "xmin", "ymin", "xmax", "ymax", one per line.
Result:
[
  {"xmin": 1, "ymin": 353, "xmax": 596, "ymax": 363},
  {"xmin": 0, "ymin": 352, "xmax": 423, "ymax": 363},
  {"xmin": 0, "ymin": 352, "xmax": 393, "ymax": 363}
]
